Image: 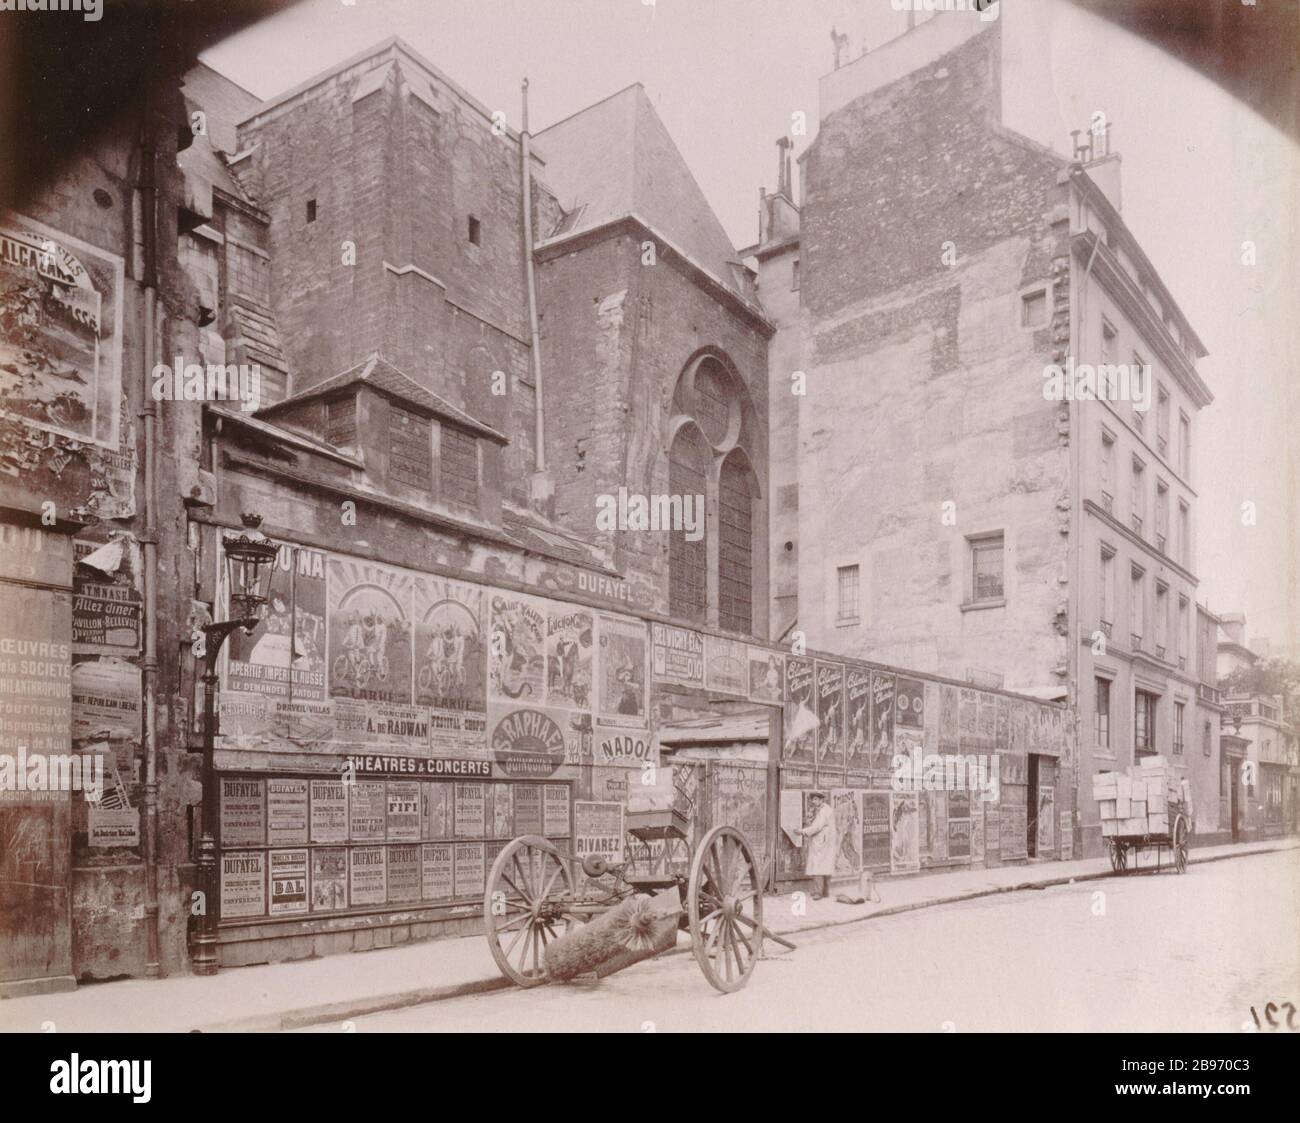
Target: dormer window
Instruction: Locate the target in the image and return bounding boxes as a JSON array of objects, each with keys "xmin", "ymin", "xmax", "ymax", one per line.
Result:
[{"xmin": 325, "ymin": 396, "xmax": 356, "ymax": 448}]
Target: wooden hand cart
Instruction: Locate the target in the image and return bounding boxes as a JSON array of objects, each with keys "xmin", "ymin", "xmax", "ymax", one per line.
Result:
[
  {"xmin": 1105, "ymin": 800, "xmax": 1191, "ymax": 875},
  {"xmin": 483, "ymin": 803, "xmax": 768, "ymax": 994}
]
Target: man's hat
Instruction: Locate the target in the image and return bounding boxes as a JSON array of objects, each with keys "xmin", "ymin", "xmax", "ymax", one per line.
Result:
[{"xmin": 808, "ymin": 790, "xmax": 828, "ymax": 801}]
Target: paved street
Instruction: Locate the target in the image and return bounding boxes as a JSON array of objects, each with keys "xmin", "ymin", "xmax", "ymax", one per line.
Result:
[{"xmin": 300, "ymin": 850, "xmax": 1299, "ymax": 1033}]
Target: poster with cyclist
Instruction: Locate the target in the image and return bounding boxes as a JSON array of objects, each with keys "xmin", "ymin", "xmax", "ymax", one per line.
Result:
[
  {"xmin": 412, "ymin": 574, "xmax": 487, "ymax": 753},
  {"xmin": 326, "ymin": 557, "xmax": 413, "ymax": 704}
]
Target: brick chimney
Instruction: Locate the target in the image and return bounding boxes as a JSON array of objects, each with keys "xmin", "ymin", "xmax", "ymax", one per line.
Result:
[{"xmin": 1073, "ymin": 121, "xmax": 1122, "ymax": 213}]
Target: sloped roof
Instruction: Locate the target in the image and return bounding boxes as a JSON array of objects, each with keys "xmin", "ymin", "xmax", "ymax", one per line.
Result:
[
  {"xmin": 257, "ymin": 353, "xmax": 507, "ymax": 444},
  {"xmin": 180, "ymin": 63, "xmax": 263, "ymax": 203},
  {"xmin": 229, "ymin": 303, "xmax": 289, "ymax": 373},
  {"xmin": 536, "ymin": 85, "xmax": 748, "ymax": 299}
]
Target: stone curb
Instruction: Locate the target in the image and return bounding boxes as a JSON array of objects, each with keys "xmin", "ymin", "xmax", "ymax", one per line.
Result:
[{"xmin": 195, "ymin": 841, "xmax": 1295, "ymax": 1031}]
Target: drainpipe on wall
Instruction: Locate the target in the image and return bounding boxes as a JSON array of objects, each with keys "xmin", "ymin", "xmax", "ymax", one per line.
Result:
[
  {"xmin": 520, "ymin": 78, "xmax": 546, "ymax": 475},
  {"xmin": 137, "ymin": 119, "xmax": 162, "ymax": 978}
]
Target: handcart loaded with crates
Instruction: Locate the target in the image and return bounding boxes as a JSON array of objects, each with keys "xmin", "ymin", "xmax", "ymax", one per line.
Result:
[{"xmin": 1091, "ymin": 754, "xmax": 1192, "ymax": 874}]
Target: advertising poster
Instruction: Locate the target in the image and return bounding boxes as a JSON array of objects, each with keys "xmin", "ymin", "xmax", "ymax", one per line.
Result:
[
  {"xmin": 491, "ymin": 783, "xmax": 513, "ymax": 838},
  {"xmin": 1059, "ymin": 810, "xmax": 1073, "ymax": 860},
  {"xmin": 704, "ymin": 634, "xmax": 748, "ymax": 697},
  {"xmin": 488, "ymin": 704, "xmax": 576, "ymax": 778},
  {"xmin": 590, "ymin": 767, "xmax": 631, "ymax": 804},
  {"xmin": 919, "ymin": 791, "xmax": 947, "ymax": 864},
  {"xmin": 948, "ymin": 817, "xmax": 971, "ymax": 861},
  {"xmin": 514, "ymin": 784, "xmax": 543, "ymax": 834},
  {"xmin": 411, "ymin": 575, "xmax": 486, "ymax": 752},
  {"xmin": 269, "ymin": 848, "xmax": 308, "ymax": 915},
  {"xmin": 220, "ymin": 851, "xmax": 265, "ymax": 918},
  {"xmin": 1037, "ymin": 784, "xmax": 1055, "ymax": 853},
  {"xmin": 348, "ymin": 846, "xmax": 387, "ymax": 906},
  {"xmin": 949, "ymin": 791, "xmax": 971, "ymax": 822},
  {"xmin": 327, "ymin": 557, "xmax": 413, "ymax": 703},
  {"xmin": 226, "ymin": 542, "xmax": 327, "ymax": 702},
  {"xmin": 896, "ymin": 676, "xmax": 925, "ymax": 729},
  {"xmin": 996, "ymin": 696, "xmax": 1010, "ymax": 751},
  {"xmin": 779, "ymin": 789, "xmax": 804, "ymax": 848},
  {"xmin": 971, "ymin": 802, "xmax": 986, "ymax": 862},
  {"xmin": 544, "ymin": 603, "xmax": 593, "ymax": 710},
  {"xmin": 783, "ymin": 656, "xmax": 816, "ymax": 764},
  {"xmin": 832, "ymin": 788, "xmax": 862, "ymax": 876},
  {"xmin": 712, "ymin": 764, "xmax": 768, "ymax": 871},
  {"xmin": 309, "ymin": 779, "xmax": 348, "ymax": 843},
  {"xmin": 985, "ymin": 804, "xmax": 1000, "ymax": 854},
  {"xmin": 487, "ymin": 593, "xmax": 545, "ymax": 703},
  {"xmin": 452, "ymin": 841, "xmax": 484, "ymax": 898},
  {"xmin": 978, "ymin": 693, "xmax": 997, "ymax": 754},
  {"xmin": 574, "ymin": 800, "xmax": 624, "ymax": 865},
  {"xmin": 266, "ymin": 778, "xmax": 309, "ymax": 845},
  {"xmin": 388, "ymin": 843, "xmax": 421, "ymax": 903},
  {"xmin": 421, "ymin": 782, "xmax": 451, "ymax": 840},
  {"xmin": 1010, "ymin": 699, "xmax": 1028, "ymax": 755},
  {"xmin": 844, "ymin": 665, "xmax": 871, "ymax": 772},
  {"xmin": 1000, "ymin": 794, "xmax": 1027, "ymax": 859},
  {"xmin": 890, "ymin": 792, "xmax": 919, "ymax": 873},
  {"xmin": 595, "ymin": 613, "xmax": 647, "ymax": 728},
  {"xmin": 386, "ymin": 780, "xmax": 421, "ymax": 842},
  {"xmin": 455, "ymin": 782, "xmax": 486, "ymax": 838},
  {"xmin": 747, "ymin": 646, "xmax": 785, "ymax": 705},
  {"xmin": 73, "ymin": 537, "xmax": 141, "ymax": 654},
  {"xmin": 959, "ymin": 688, "xmax": 978, "ymax": 752},
  {"xmin": 421, "ymin": 842, "xmax": 454, "ymax": 900},
  {"xmin": 1001, "ymin": 752, "xmax": 1027, "ymax": 786},
  {"xmin": 0, "ymin": 214, "xmax": 124, "ymax": 447},
  {"xmin": 219, "ymin": 777, "xmax": 265, "ymax": 847},
  {"xmin": 71, "ymin": 656, "xmax": 141, "ymax": 745},
  {"xmin": 348, "ymin": 780, "xmax": 386, "ymax": 841},
  {"xmin": 923, "ymin": 680, "xmax": 940, "ymax": 753},
  {"xmin": 595, "ymin": 728, "xmax": 655, "ymax": 770},
  {"xmin": 650, "ymin": 621, "xmax": 704, "ymax": 688},
  {"xmin": 310, "ymin": 848, "xmax": 347, "ymax": 911},
  {"xmin": 88, "ymin": 805, "xmax": 140, "ymax": 849},
  {"xmin": 869, "ymin": 672, "xmax": 895, "ymax": 771},
  {"xmin": 861, "ymin": 791, "xmax": 890, "ymax": 869},
  {"xmin": 816, "ymin": 662, "xmax": 845, "ymax": 772},
  {"xmin": 939, "ymin": 684, "xmax": 960, "ymax": 753},
  {"xmin": 543, "ymin": 785, "xmax": 570, "ymax": 836}
]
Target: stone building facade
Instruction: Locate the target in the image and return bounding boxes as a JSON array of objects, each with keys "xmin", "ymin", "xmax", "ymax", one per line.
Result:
[{"xmin": 762, "ymin": 14, "xmax": 1217, "ymax": 857}]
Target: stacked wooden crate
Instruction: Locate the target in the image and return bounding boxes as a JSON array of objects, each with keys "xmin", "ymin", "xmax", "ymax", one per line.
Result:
[{"xmin": 1092, "ymin": 757, "xmax": 1180, "ymax": 837}]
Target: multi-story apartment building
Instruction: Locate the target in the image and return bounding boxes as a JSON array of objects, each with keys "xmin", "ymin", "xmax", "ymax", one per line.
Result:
[{"xmin": 763, "ymin": 13, "xmax": 1214, "ymax": 856}]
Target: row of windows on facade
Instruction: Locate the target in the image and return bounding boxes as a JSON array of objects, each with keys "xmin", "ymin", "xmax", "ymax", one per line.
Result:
[
  {"xmin": 1097, "ymin": 547, "xmax": 1204, "ymax": 669},
  {"xmin": 1100, "ymin": 425, "xmax": 1192, "ymax": 566},
  {"xmin": 833, "ymin": 533, "xmax": 1005, "ymax": 623},
  {"xmin": 1094, "ymin": 678, "xmax": 1210, "ymax": 760},
  {"xmin": 305, "ymin": 196, "xmax": 482, "ymax": 245}
]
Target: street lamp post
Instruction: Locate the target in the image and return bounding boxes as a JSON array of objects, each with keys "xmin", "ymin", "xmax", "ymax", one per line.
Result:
[{"xmin": 191, "ymin": 513, "xmax": 279, "ymax": 977}]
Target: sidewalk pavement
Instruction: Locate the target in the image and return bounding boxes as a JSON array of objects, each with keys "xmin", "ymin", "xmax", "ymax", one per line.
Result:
[{"xmin": 3, "ymin": 836, "xmax": 1293, "ymax": 1033}]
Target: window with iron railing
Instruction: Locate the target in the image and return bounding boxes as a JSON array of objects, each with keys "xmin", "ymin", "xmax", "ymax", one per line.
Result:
[
  {"xmin": 1173, "ymin": 701, "xmax": 1185, "ymax": 754},
  {"xmin": 1135, "ymin": 690, "xmax": 1158, "ymax": 755}
]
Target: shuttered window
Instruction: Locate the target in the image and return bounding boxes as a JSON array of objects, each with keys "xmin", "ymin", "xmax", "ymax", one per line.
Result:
[{"xmin": 440, "ymin": 423, "xmax": 478, "ymax": 510}]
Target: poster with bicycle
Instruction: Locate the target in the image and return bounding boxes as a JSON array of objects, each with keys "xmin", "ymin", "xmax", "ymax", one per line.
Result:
[
  {"xmin": 326, "ymin": 557, "xmax": 413, "ymax": 704},
  {"xmin": 544, "ymin": 603, "xmax": 593, "ymax": 711},
  {"xmin": 487, "ymin": 593, "xmax": 545, "ymax": 704},
  {"xmin": 412, "ymin": 574, "xmax": 487, "ymax": 753}
]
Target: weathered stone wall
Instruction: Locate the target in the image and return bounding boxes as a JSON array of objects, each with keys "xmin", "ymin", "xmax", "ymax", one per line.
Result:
[
  {"xmin": 538, "ymin": 231, "xmax": 771, "ymax": 633},
  {"xmin": 797, "ymin": 26, "xmax": 1071, "ymax": 695}
]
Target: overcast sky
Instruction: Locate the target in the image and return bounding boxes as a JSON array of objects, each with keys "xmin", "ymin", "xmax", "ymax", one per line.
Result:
[{"xmin": 203, "ymin": 0, "xmax": 1298, "ymax": 654}]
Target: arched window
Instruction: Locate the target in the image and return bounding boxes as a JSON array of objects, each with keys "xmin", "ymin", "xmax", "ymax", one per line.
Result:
[
  {"xmin": 718, "ymin": 452, "xmax": 754, "ymax": 633},
  {"xmin": 668, "ymin": 425, "xmax": 709, "ymax": 622}
]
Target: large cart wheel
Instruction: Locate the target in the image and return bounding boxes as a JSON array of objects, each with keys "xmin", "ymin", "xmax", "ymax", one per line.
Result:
[
  {"xmin": 688, "ymin": 826, "xmax": 762, "ymax": 994},
  {"xmin": 1108, "ymin": 838, "xmax": 1127, "ymax": 873},
  {"xmin": 484, "ymin": 835, "xmax": 575, "ymax": 988},
  {"xmin": 1173, "ymin": 816, "xmax": 1189, "ymax": 874}
]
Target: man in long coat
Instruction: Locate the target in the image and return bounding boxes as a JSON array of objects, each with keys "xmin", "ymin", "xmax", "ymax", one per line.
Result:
[{"xmin": 795, "ymin": 791, "xmax": 836, "ymax": 900}]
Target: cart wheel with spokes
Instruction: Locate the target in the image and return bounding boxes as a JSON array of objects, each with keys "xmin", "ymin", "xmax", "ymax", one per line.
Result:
[
  {"xmin": 1108, "ymin": 838, "xmax": 1128, "ymax": 873},
  {"xmin": 1173, "ymin": 815, "xmax": 1189, "ymax": 874},
  {"xmin": 688, "ymin": 826, "xmax": 763, "ymax": 994},
  {"xmin": 484, "ymin": 835, "xmax": 575, "ymax": 988}
]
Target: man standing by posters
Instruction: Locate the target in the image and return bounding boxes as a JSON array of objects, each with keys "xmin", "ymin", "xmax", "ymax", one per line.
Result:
[{"xmin": 794, "ymin": 791, "xmax": 836, "ymax": 900}]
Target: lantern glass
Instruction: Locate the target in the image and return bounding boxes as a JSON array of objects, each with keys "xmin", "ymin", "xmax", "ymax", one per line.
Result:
[{"xmin": 222, "ymin": 516, "xmax": 280, "ymax": 628}]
